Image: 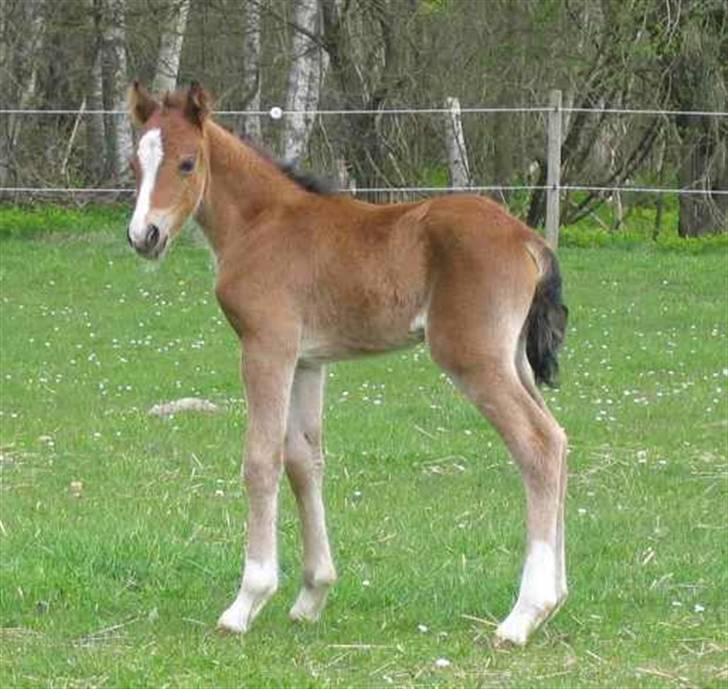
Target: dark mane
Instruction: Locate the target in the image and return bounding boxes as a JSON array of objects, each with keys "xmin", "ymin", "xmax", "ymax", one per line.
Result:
[
  {"xmin": 277, "ymin": 161, "xmax": 336, "ymax": 195},
  {"xmin": 239, "ymin": 133, "xmax": 335, "ymax": 196}
]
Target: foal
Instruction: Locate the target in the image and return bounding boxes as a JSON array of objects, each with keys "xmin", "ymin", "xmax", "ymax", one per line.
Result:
[{"xmin": 126, "ymin": 83, "xmax": 569, "ymax": 647}]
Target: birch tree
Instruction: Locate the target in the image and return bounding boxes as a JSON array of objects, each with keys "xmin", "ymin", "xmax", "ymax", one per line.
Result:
[
  {"xmin": 444, "ymin": 97, "xmax": 470, "ymax": 188},
  {"xmin": 85, "ymin": 0, "xmax": 106, "ymax": 182},
  {"xmin": 282, "ymin": 0, "xmax": 326, "ymax": 163},
  {"xmin": 239, "ymin": 0, "xmax": 262, "ymax": 140},
  {"xmin": 152, "ymin": 0, "xmax": 191, "ymax": 94},
  {"xmin": 101, "ymin": 0, "xmax": 133, "ymax": 182}
]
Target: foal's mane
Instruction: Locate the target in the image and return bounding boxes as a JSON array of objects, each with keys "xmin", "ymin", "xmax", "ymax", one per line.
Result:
[{"xmin": 239, "ymin": 133, "xmax": 336, "ymax": 196}]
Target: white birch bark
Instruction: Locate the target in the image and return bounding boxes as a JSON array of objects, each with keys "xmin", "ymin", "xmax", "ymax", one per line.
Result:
[
  {"xmin": 444, "ymin": 97, "xmax": 471, "ymax": 188},
  {"xmin": 102, "ymin": 0, "xmax": 133, "ymax": 182},
  {"xmin": 283, "ymin": 0, "xmax": 326, "ymax": 164},
  {"xmin": 152, "ymin": 0, "xmax": 191, "ymax": 94},
  {"xmin": 86, "ymin": 9, "xmax": 107, "ymax": 181},
  {"xmin": 239, "ymin": 0, "xmax": 262, "ymax": 140}
]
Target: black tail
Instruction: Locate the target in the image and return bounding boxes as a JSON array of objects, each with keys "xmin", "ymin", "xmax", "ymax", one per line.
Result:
[{"xmin": 525, "ymin": 247, "xmax": 568, "ymax": 387}]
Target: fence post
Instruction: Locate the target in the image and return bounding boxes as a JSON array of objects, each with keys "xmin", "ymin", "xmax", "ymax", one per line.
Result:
[
  {"xmin": 444, "ymin": 96, "xmax": 471, "ymax": 189},
  {"xmin": 546, "ymin": 89, "xmax": 562, "ymax": 249}
]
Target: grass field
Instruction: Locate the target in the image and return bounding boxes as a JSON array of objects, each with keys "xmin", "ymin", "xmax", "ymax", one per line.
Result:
[{"xmin": 0, "ymin": 209, "xmax": 726, "ymax": 688}]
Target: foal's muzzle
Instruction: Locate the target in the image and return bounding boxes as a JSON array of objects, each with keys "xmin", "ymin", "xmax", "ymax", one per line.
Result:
[{"xmin": 128, "ymin": 223, "xmax": 167, "ymax": 259}]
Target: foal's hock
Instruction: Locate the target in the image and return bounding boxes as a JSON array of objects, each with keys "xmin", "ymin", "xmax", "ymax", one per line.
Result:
[{"xmin": 126, "ymin": 82, "xmax": 569, "ymax": 647}]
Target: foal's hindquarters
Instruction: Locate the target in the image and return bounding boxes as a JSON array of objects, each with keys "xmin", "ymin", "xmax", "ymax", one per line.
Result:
[
  {"xmin": 216, "ymin": 202, "xmax": 568, "ymax": 647},
  {"xmin": 425, "ymin": 230, "xmax": 568, "ymax": 645}
]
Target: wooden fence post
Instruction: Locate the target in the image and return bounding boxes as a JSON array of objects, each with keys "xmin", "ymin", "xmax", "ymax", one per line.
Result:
[
  {"xmin": 546, "ymin": 89, "xmax": 562, "ymax": 249},
  {"xmin": 444, "ymin": 96, "xmax": 471, "ymax": 189}
]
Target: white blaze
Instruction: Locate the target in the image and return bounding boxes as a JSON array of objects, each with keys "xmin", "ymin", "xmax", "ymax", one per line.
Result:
[{"xmin": 129, "ymin": 128, "xmax": 163, "ymax": 242}]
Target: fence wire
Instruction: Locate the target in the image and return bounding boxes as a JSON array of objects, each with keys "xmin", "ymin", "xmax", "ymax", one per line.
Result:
[
  {"xmin": 1, "ymin": 104, "xmax": 726, "ymax": 198},
  {"xmin": 2, "ymin": 185, "xmax": 726, "ymax": 196},
  {"xmin": 1, "ymin": 106, "xmax": 727, "ymax": 117}
]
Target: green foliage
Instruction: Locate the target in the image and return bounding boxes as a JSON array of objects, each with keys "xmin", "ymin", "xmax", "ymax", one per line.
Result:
[
  {"xmin": 2, "ymin": 202, "xmax": 725, "ymax": 255},
  {"xmin": 418, "ymin": 165, "xmax": 450, "ymax": 188},
  {"xmin": 418, "ymin": 0, "xmax": 451, "ymax": 14},
  {"xmin": 0, "ymin": 212, "xmax": 726, "ymax": 687},
  {"xmin": 560, "ymin": 202, "xmax": 728, "ymax": 253},
  {"xmin": 0, "ymin": 204, "xmax": 128, "ymax": 239}
]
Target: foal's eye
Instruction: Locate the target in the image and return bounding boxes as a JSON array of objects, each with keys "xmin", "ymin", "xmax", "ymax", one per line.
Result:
[{"xmin": 179, "ymin": 157, "xmax": 195, "ymax": 174}]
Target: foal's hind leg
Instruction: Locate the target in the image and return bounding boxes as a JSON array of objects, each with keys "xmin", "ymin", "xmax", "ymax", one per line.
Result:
[
  {"xmin": 453, "ymin": 359, "xmax": 566, "ymax": 645},
  {"xmin": 516, "ymin": 340, "xmax": 568, "ymax": 605},
  {"xmin": 284, "ymin": 363, "xmax": 337, "ymax": 622},
  {"xmin": 431, "ymin": 321, "xmax": 567, "ymax": 646}
]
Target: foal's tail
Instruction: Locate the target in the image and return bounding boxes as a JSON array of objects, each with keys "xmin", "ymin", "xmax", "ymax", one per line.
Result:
[{"xmin": 524, "ymin": 244, "xmax": 568, "ymax": 387}]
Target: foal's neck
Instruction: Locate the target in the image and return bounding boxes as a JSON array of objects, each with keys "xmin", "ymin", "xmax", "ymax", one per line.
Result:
[{"xmin": 195, "ymin": 121, "xmax": 304, "ymax": 257}]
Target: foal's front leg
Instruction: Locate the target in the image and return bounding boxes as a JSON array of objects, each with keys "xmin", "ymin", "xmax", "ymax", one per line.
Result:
[
  {"xmin": 217, "ymin": 342, "xmax": 297, "ymax": 634},
  {"xmin": 285, "ymin": 363, "xmax": 337, "ymax": 622}
]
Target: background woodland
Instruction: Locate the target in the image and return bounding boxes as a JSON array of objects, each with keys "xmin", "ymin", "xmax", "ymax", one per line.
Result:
[{"xmin": 1, "ymin": 0, "xmax": 726, "ymax": 235}]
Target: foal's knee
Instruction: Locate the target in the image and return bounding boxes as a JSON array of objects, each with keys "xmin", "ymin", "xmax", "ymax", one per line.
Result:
[{"xmin": 243, "ymin": 449, "xmax": 283, "ymax": 493}]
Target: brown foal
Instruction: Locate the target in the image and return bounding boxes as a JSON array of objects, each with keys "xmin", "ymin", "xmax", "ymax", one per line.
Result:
[{"xmin": 126, "ymin": 83, "xmax": 569, "ymax": 646}]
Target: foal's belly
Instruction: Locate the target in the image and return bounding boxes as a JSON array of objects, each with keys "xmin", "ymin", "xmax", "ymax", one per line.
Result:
[{"xmin": 300, "ymin": 312, "xmax": 426, "ymax": 364}]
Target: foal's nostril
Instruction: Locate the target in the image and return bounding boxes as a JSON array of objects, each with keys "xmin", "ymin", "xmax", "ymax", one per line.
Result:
[
  {"xmin": 126, "ymin": 228, "xmax": 133, "ymax": 247},
  {"xmin": 145, "ymin": 224, "xmax": 160, "ymax": 247}
]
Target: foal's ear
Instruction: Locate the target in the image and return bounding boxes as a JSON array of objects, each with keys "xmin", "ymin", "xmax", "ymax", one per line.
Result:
[
  {"xmin": 185, "ymin": 82, "xmax": 212, "ymax": 128},
  {"xmin": 128, "ymin": 81, "xmax": 159, "ymax": 126}
]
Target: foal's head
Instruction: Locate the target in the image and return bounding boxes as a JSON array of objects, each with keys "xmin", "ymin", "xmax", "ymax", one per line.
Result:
[{"xmin": 126, "ymin": 82, "xmax": 210, "ymax": 259}]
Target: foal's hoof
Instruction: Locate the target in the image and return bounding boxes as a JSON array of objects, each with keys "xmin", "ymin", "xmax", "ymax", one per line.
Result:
[
  {"xmin": 288, "ymin": 587, "xmax": 327, "ymax": 623},
  {"xmin": 493, "ymin": 621, "xmax": 529, "ymax": 648},
  {"xmin": 493, "ymin": 595, "xmax": 565, "ymax": 648},
  {"xmin": 289, "ymin": 605, "xmax": 319, "ymax": 623},
  {"xmin": 216, "ymin": 608, "xmax": 247, "ymax": 635},
  {"xmin": 493, "ymin": 607, "xmax": 544, "ymax": 648}
]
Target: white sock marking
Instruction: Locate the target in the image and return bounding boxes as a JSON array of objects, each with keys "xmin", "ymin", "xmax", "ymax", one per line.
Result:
[
  {"xmin": 495, "ymin": 540, "xmax": 558, "ymax": 645},
  {"xmin": 520, "ymin": 540, "xmax": 557, "ymax": 609},
  {"xmin": 217, "ymin": 559, "xmax": 278, "ymax": 633}
]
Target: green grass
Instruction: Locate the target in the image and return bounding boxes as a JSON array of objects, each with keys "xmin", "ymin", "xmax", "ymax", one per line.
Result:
[{"xmin": 0, "ymin": 208, "xmax": 726, "ymax": 687}]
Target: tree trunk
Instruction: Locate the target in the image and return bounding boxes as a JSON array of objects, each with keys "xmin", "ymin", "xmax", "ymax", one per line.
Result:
[
  {"xmin": 444, "ymin": 97, "xmax": 470, "ymax": 188},
  {"xmin": 669, "ymin": 3, "xmax": 727, "ymax": 235},
  {"xmin": 152, "ymin": 0, "xmax": 190, "ymax": 94},
  {"xmin": 283, "ymin": 0, "xmax": 326, "ymax": 164},
  {"xmin": 0, "ymin": 0, "xmax": 12, "ymax": 189},
  {"xmin": 101, "ymin": 0, "xmax": 133, "ymax": 183},
  {"xmin": 86, "ymin": 1, "xmax": 107, "ymax": 183},
  {"xmin": 0, "ymin": 0, "xmax": 46, "ymax": 189},
  {"xmin": 321, "ymin": 0, "xmax": 413, "ymax": 200},
  {"xmin": 677, "ymin": 115, "xmax": 728, "ymax": 236},
  {"xmin": 238, "ymin": 0, "xmax": 262, "ymax": 140}
]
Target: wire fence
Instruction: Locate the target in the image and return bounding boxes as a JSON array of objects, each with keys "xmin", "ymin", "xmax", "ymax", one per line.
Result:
[
  {"xmin": 2, "ymin": 106, "xmax": 728, "ymax": 117},
  {"xmin": 1, "ymin": 103, "xmax": 727, "ymax": 200},
  {"xmin": 2, "ymin": 184, "xmax": 726, "ymax": 196}
]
